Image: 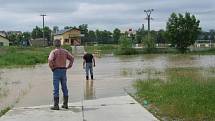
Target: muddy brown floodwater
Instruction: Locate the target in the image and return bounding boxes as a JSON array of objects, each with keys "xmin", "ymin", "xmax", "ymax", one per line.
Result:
[{"xmin": 0, "ymin": 54, "xmax": 215, "ymax": 109}]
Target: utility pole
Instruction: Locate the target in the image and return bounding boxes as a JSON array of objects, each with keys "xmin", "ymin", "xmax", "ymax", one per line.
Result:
[
  {"xmin": 40, "ymin": 14, "xmax": 47, "ymax": 46},
  {"xmin": 144, "ymin": 9, "xmax": 154, "ymax": 42}
]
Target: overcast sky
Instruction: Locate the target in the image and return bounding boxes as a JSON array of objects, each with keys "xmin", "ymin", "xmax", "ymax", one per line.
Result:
[{"xmin": 0, "ymin": 0, "xmax": 214, "ymax": 32}]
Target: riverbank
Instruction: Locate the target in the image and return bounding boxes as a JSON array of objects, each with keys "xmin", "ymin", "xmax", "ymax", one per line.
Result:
[{"xmin": 133, "ymin": 67, "xmax": 215, "ymax": 121}]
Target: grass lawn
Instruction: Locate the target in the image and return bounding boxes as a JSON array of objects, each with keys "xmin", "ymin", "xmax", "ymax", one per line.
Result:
[
  {"xmin": 133, "ymin": 68, "xmax": 215, "ymax": 121},
  {"xmin": 0, "ymin": 47, "xmax": 53, "ymax": 68},
  {"xmin": 0, "ymin": 107, "xmax": 10, "ymax": 117}
]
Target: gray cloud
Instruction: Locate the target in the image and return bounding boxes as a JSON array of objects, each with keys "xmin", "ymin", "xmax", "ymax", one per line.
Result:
[{"xmin": 0, "ymin": 0, "xmax": 214, "ymax": 31}]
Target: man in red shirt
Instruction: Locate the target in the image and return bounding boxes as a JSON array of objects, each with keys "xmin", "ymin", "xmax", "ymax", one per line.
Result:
[{"xmin": 48, "ymin": 39, "xmax": 74, "ymax": 110}]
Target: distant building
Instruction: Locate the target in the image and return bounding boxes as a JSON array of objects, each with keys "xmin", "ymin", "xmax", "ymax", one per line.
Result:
[
  {"xmin": 7, "ymin": 31, "xmax": 22, "ymax": 35},
  {"xmin": 53, "ymin": 28, "xmax": 81, "ymax": 46},
  {"xmin": 0, "ymin": 31, "xmax": 7, "ymax": 37},
  {"xmin": 126, "ymin": 28, "xmax": 136, "ymax": 37},
  {"xmin": 30, "ymin": 38, "xmax": 48, "ymax": 47},
  {"xmin": 0, "ymin": 35, "xmax": 9, "ymax": 46},
  {"xmin": 194, "ymin": 40, "xmax": 213, "ymax": 48}
]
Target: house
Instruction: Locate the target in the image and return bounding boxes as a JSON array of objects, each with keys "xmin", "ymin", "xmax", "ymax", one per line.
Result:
[
  {"xmin": 0, "ymin": 35, "xmax": 9, "ymax": 46},
  {"xmin": 194, "ymin": 40, "xmax": 213, "ymax": 48},
  {"xmin": 0, "ymin": 31, "xmax": 7, "ymax": 37},
  {"xmin": 53, "ymin": 28, "xmax": 81, "ymax": 46}
]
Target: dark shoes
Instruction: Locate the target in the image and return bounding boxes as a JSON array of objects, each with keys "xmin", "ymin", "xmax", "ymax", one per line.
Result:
[
  {"xmin": 86, "ymin": 75, "xmax": 94, "ymax": 80},
  {"xmin": 50, "ymin": 97, "xmax": 59, "ymax": 110},
  {"xmin": 51, "ymin": 96, "xmax": 69, "ymax": 110},
  {"xmin": 61, "ymin": 96, "xmax": 69, "ymax": 109}
]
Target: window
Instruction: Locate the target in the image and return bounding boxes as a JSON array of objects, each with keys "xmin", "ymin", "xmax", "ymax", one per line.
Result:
[
  {"xmin": 64, "ymin": 39, "xmax": 69, "ymax": 43},
  {"xmin": 0, "ymin": 42, "xmax": 3, "ymax": 46}
]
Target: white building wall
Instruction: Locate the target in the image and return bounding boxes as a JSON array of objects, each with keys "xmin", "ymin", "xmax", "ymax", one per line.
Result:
[{"xmin": 0, "ymin": 36, "xmax": 9, "ymax": 46}]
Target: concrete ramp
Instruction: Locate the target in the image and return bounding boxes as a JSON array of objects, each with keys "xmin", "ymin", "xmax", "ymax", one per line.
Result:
[{"xmin": 0, "ymin": 95, "xmax": 158, "ymax": 121}]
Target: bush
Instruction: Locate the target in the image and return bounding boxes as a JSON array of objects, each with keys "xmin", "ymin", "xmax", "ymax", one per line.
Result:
[
  {"xmin": 115, "ymin": 48, "xmax": 137, "ymax": 55},
  {"xmin": 115, "ymin": 36, "xmax": 138, "ymax": 55},
  {"xmin": 119, "ymin": 36, "xmax": 132, "ymax": 49}
]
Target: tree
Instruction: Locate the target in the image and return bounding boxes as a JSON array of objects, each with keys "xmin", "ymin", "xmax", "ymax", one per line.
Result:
[
  {"xmin": 44, "ymin": 26, "xmax": 52, "ymax": 41},
  {"xmin": 7, "ymin": 33, "xmax": 17, "ymax": 45},
  {"xmin": 32, "ymin": 26, "xmax": 43, "ymax": 39},
  {"xmin": 53, "ymin": 26, "xmax": 59, "ymax": 34},
  {"xmin": 88, "ymin": 30, "xmax": 96, "ymax": 42},
  {"xmin": 113, "ymin": 28, "xmax": 121, "ymax": 44},
  {"xmin": 157, "ymin": 29, "xmax": 167, "ymax": 44},
  {"xmin": 79, "ymin": 24, "xmax": 89, "ymax": 44},
  {"xmin": 23, "ymin": 32, "xmax": 31, "ymax": 41},
  {"xmin": 119, "ymin": 36, "xmax": 132, "ymax": 49},
  {"xmin": 166, "ymin": 12, "xmax": 201, "ymax": 53},
  {"xmin": 136, "ymin": 25, "xmax": 147, "ymax": 44},
  {"xmin": 143, "ymin": 33, "xmax": 156, "ymax": 50},
  {"xmin": 117, "ymin": 36, "xmax": 137, "ymax": 55},
  {"xmin": 101, "ymin": 30, "xmax": 112, "ymax": 44}
]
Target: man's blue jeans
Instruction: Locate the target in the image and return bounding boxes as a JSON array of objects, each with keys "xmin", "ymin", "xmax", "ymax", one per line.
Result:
[
  {"xmin": 85, "ymin": 63, "xmax": 93, "ymax": 77},
  {"xmin": 53, "ymin": 69, "xmax": 68, "ymax": 97}
]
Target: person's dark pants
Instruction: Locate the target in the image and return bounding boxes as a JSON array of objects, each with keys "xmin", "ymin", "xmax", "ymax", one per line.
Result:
[{"xmin": 53, "ymin": 69, "xmax": 68, "ymax": 97}]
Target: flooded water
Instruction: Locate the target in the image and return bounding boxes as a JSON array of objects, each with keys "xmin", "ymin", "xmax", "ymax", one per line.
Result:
[{"xmin": 0, "ymin": 54, "xmax": 215, "ymax": 109}]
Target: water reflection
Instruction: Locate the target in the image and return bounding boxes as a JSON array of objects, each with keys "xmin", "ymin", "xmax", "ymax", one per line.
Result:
[{"xmin": 84, "ymin": 80, "xmax": 95, "ymax": 100}]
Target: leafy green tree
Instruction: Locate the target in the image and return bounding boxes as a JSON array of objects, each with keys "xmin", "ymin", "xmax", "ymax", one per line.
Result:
[
  {"xmin": 95, "ymin": 29, "xmax": 101, "ymax": 43},
  {"xmin": 95, "ymin": 30, "xmax": 113, "ymax": 44},
  {"xmin": 157, "ymin": 29, "xmax": 167, "ymax": 44},
  {"xmin": 101, "ymin": 30, "xmax": 112, "ymax": 44},
  {"xmin": 16, "ymin": 34, "xmax": 23, "ymax": 45},
  {"xmin": 79, "ymin": 24, "xmax": 89, "ymax": 44},
  {"xmin": 32, "ymin": 26, "xmax": 43, "ymax": 39},
  {"xmin": 53, "ymin": 26, "xmax": 59, "ymax": 34},
  {"xmin": 113, "ymin": 28, "xmax": 121, "ymax": 44},
  {"xmin": 31, "ymin": 26, "xmax": 51, "ymax": 43},
  {"xmin": 143, "ymin": 34, "xmax": 156, "ymax": 49},
  {"xmin": 23, "ymin": 32, "xmax": 31, "ymax": 40},
  {"xmin": 44, "ymin": 26, "xmax": 52, "ymax": 41},
  {"xmin": 119, "ymin": 36, "xmax": 132, "ymax": 49},
  {"xmin": 135, "ymin": 25, "xmax": 146, "ymax": 44},
  {"xmin": 7, "ymin": 34, "xmax": 17, "ymax": 45},
  {"xmin": 88, "ymin": 30, "xmax": 96, "ymax": 42},
  {"xmin": 117, "ymin": 36, "xmax": 137, "ymax": 55},
  {"xmin": 166, "ymin": 12, "xmax": 201, "ymax": 53}
]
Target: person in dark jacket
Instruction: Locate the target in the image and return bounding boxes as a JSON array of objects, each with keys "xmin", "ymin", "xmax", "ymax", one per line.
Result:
[{"xmin": 83, "ymin": 52, "xmax": 96, "ymax": 80}]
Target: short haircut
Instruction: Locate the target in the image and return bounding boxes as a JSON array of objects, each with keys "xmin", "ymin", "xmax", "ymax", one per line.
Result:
[{"xmin": 54, "ymin": 39, "xmax": 61, "ymax": 47}]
